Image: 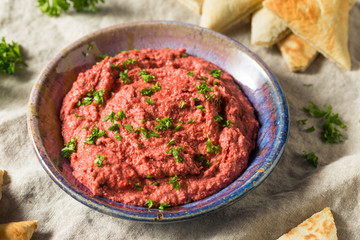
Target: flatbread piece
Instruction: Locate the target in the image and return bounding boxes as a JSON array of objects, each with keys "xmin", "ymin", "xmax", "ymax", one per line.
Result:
[
  {"xmin": 251, "ymin": 7, "xmax": 290, "ymax": 47},
  {"xmin": 200, "ymin": 0, "xmax": 263, "ymax": 32},
  {"xmin": 177, "ymin": 0, "xmax": 204, "ymax": 14},
  {"xmin": 277, "ymin": 207, "xmax": 337, "ymax": 240},
  {"xmin": 264, "ymin": 0, "xmax": 351, "ymax": 70},
  {"xmin": 0, "ymin": 221, "xmax": 38, "ymax": 240}
]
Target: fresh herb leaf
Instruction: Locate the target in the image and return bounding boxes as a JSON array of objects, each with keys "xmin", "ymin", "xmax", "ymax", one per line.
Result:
[
  {"xmin": 174, "ymin": 124, "xmax": 182, "ymax": 132},
  {"xmin": 210, "ymin": 69, "xmax": 221, "ymax": 79},
  {"xmin": 302, "ymin": 151, "xmax": 318, "ymax": 168},
  {"xmin": 214, "ymin": 115, "xmax": 223, "ymax": 123},
  {"xmin": 223, "ymin": 120, "xmax": 235, "ymax": 128},
  {"xmin": 303, "ymin": 83, "xmax": 313, "ymax": 87},
  {"xmin": 123, "ymin": 124, "xmax": 133, "ymax": 133},
  {"xmin": 215, "ymin": 98, "xmax": 222, "ymax": 106},
  {"xmin": 94, "ymin": 154, "xmax": 105, "ymax": 167},
  {"xmin": 37, "ymin": 0, "xmax": 70, "ymax": 16},
  {"xmin": 145, "ymin": 98, "xmax": 153, "ymax": 105},
  {"xmin": 166, "ymin": 147, "xmax": 184, "ymax": 162},
  {"xmin": 61, "ymin": 137, "xmax": 77, "ymax": 158},
  {"xmin": 144, "ymin": 198, "xmax": 153, "ymax": 209},
  {"xmin": 159, "ymin": 202, "xmax": 170, "ymax": 210},
  {"xmin": 117, "ymin": 110, "xmax": 126, "ymax": 120},
  {"xmin": 168, "ymin": 175, "xmax": 180, "ymax": 190},
  {"xmin": 153, "ymin": 181, "xmax": 160, "ymax": 187},
  {"xmin": 297, "ymin": 119, "xmax": 308, "ymax": 125},
  {"xmin": 135, "ymin": 183, "xmax": 142, "ymax": 190},
  {"xmin": 115, "ymin": 133, "xmax": 122, "ymax": 141},
  {"xmin": 195, "ymin": 105, "xmax": 205, "ymax": 112},
  {"xmin": 82, "ymin": 52, "xmax": 89, "ymax": 57},
  {"xmin": 187, "ymin": 119, "xmax": 195, "ymax": 124},
  {"xmin": 78, "ymin": 89, "xmax": 106, "ymax": 106},
  {"xmin": 167, "ymin": 139, "xmax": 175, "ymax": 146},
  {"xmin": 104, "ymin": 110, "xmax": 117, "ymax": 122},
  {"xmin": 139, "ymin": 69, "xmax": 155, "ymax": 83},
  {"xmin": 193, "ymin": 97, "xmax": 200, "ymax": 102},
  {"xmin": 305, "ymin": 126, "xmax": 315, "ymax": 132},
  {"xmin": 120, "ymin": 69, "xmax": 131, "ymax": 84},
  {"xmin": 108, "ymin": 123, "xmax": 119, "ymax": 131},
  {"xmin": 187, "ymin": 72, "xmax": 194, "ymax": 76},
  {"xmin": 0, "ymin": 37, "xmax": 27, "ymax": 74},
  {"xmin": 111, "ymin": 62, "xmax": 121, "ymax": 68},
  {"xmin": 180, "ymin": 101, "xmax": 186, "ymax": 108},
  {"xmin": 122, "ymin": 58, "xmax": 136, "ymax": 68},
  {"xmin": 154, "ymin": 117, "xmax": 173, "ymax": 131},
  {"xmin": 149, "ymin": 130, "xmax": 160, "ymax": 138},
  {"xmin": 304, "ymin": 102, "xmax": 329, "ymax": 118},
  {"xmin": 146, "ymin": 174, "xmax": 153, "ymax": 179},
  {"xmin": 181, "ymin": 53, "xmax": 188, "ymax": 58},
  {"xmin": 195, "ymin": 81, "xmax": 214, "ymax": 101},
  {"xmin": 213, "ymin": 81, "xmax": 219, "ymax": 86},
  {"xmin": 82, "ymin": 126, "xmax": 87, "ymax": 129},
  {"xmin": 85, "ymin": 125, "xmax": 105, "ymax": 144},
  {"xmin": 140, "ymin": 82, "xmax": 162, "ymax": 96},
  {"xmin": 206, "ymin": 133, "xmax": 220, "ymax": 154}
]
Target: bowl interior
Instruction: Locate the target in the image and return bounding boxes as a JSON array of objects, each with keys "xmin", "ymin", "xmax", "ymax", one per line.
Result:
[{"xmin": 28, "ymin": 21, "xmax": 289, "ymax": 222}]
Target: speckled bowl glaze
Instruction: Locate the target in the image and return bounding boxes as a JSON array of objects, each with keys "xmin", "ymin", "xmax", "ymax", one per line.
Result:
[{"xmin": 27, "ymin": 21, "xmax": 289, "ymax": 223}]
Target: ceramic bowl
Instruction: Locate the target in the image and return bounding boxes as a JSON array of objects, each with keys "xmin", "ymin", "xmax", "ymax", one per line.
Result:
[{"xmin": 27, "ymin": 21, "xmax": 289, "ymax": 223}]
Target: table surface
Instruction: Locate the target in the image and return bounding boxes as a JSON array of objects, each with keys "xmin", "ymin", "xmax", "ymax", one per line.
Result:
[{"xmin": 1, "ymin": 0, "xmax": 360, "ymax": 239}]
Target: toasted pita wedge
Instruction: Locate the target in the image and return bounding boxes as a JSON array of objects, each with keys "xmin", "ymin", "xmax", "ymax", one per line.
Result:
[
  {"xmin": 0, "ymin": 169, "xmax": 4, "ymax": 200},
  {"xmin": 251, "ymin": 7, "xmax": 290, "ymax": 47},
  {"xmin": 200, "ymin": 0, "xmax": 263, "ymax": 32},
  {"xmin": 277, "ymin": 207, "xmax": 337, "ymax": 240},
  {"xmin": 0, "ymin": 221, "xmax": 38, "ymax": 240},
  {"xmin": 278, "ymin": 33, "xmax": 318, "ymax": 72},
  {"xmin": 264, "ymin": 0, "xmax": 351, "ymax": 70},
  {"xmin": 177, "ymin": 0, "xmax": 204, "ymax": 14}
]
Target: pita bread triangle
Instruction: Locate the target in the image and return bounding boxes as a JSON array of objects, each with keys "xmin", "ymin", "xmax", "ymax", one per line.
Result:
[
  {"xmin": 200, "ymin": 0, "xmax": 263, "ymax": 32},
  {"xmin": 0, "ymin": 221, "xmax": 38, "ymax": 240},
  {"xmin": 264, "ymin": 0, "xmax": 351, "ymax": 70},
  {"xmin": 277, "ymin": 207, "xmax": 338, "ymax": 240}
]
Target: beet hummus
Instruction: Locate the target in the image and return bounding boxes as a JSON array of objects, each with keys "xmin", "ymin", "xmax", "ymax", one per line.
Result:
[{"xmin": 60, "ymin": 48, "xmax": 259, "ymax": 208}]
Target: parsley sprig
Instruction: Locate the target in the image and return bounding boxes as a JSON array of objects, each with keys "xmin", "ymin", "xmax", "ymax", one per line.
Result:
[
  {"xmin": 37, "ymin": 0, "xmax": 105, "ymax": 17},
  {"xmin": 154, "ymin": 117, "xmax": 173, "ymax": 131},
  {"xmin": 94, "ymin": 154, "xmax": 105, "ymax": 167},
  {"xmin": 77, "ymin": 89, "xmax": 105, "ymax": 106},
  {"xmin": 0, "ymin": 37, "xmax": 27, "ymax": 74},
  {"xmin": 195, "ymin": 81, "xmax": 214, "ymax": 101},
  {"xmin": 85, "ymin": 125, "xmax": 105, "ymax": 144},
  {"xmin": 302, "ymin": 151, "xmax": 318, "ymax": 168},
  {"xmin": 166, "ymin": 146, "xmax": 184, "ymax": 162},
  {"xmin": 206, "ymin": 133, "xmax": 220, "ymax": 154},
  {"xmin": 139, "ymin": 69, "xmax": 155, "ymax": 83},
  {"xmin": 168, "ymin": 175, "xmax": 180, "ymax": 190},
  {"xmin": 140, "ymin": 82, "xmax": 162, "ymax": 96},
  {"xmin": 61, "ymin": 137, "xmax": 77, "ymax": 158}
]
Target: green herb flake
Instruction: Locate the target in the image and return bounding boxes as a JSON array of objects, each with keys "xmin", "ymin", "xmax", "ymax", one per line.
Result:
[
  {"xmin": 166, "ymin": 147, "xmax": 183, "ymax": 162},
  {"xmin": 122, "ymin": 58, "xmax": 136, "ymax": 68},
  {"xmin": 206, "ymin": 133, "xmax": 220, "ymax": 154},
  {"xmin": 159, "ymin": 202, "xmax": 170, "ymax": 210},
  {"xmin": 85, "ymin": 125, "xmax": 105, "ymax": 145},
  {"xmin": 108, "ymin": 123, "xmax": 119, "ymax": 131},
  {"xmin": 187, "ymin": 72, "xmax": 194, "ymax": 76},
  {"xmin": 120, "ymin": 69, "xmax": 131, "ymax": 84},
  {"xmin": 303, "ymin": 83, "xmax": 313, "ymax": 87},
  {"xmin": 180, "ymin": 101, "xmax": 186, "ymax": 108},
  {"xmin": 193, "ymin": 97, "xmax": 200, "ymax": 102},
  {"xmin": 187, "ymin": 119, "xmax": 195, "ymax": 125},
  {"xmin": 139, "ymin": 69, "xmax": 155, "ymax": 83},
  {"xmin": 181, "ymin": 53, "xmax": 188, "ymax": 58},
  {"xmin": 144, "ymin": 198, "xmax": 153, "ymax": 209},
  {"xmin": 210, "ymin": 69, "xmax": 221, "ymax": 79},
  {"xmin": 305, "ymin": 126, "xmax": 315, "ymax": 132},
  {"xmin": 297, "ymin": 119, "xmax": 308, "ymax": 125},
  {"xmin": 140, "ymin": 82, "xmax": 162, "ymax": 96},
  {"xmin": 111, "ymin": 62, "xmax": 121, "ymax": 68},
  {"xmin": 82, "ymin": 52, "xmax": 89, "ymax": 57},
  {"xmin": 222, "ymin": 120, "xmax": 235, "ymax": 128},
  {"xmin": 213, "ymin": 81, "xmax": 219, "ymax": 86},
  {"xmin": 174, "ymin": 124, "xmax": 182, "ymax": 132},
  {"xmin": 82, "ymin": 126, "xmax": 87, "ymax": 129},
  {"xmin": 214, "ymin": 115, "xmax": 223, "ymax": 123},
  {"xmin": 61, "ymin": 137, "xmax": 77, "ymax": 158},
  {"xmin": 168, "ymin": 175, "xmax": 180, "ymax": 190},
  {"xmin": 302, "ymin": 151, "xmax": 318, "ymax": 168},
  {"xmin": 146, "ymin": 174, "xmax": 153, "ymax": 179},
  {"xmin": 149, "ymin": 130, "xmax": 160, "ymax": 138},
  {"xmin": 0, "ymin": 37, "xmax": 27, "ymax": 74},
  {"xmin": 167, "ymin": 139, "xmax": 176, "ymax": 146},
  {"xmin": 140, "ymin": 119, "xmax": 146, "ymax": 123},
  {"xmin": 118, "ymin": 110, "xmax": 126, "ymax": 120},
  {"xmin": 154, "ymin": 117, "xmax": 173, "ymax": 131},
  {"xmin": 195, "ymin": 105, "xmax": 205, "ymax": 112},
  {"xmin": 104, "ymin": 110, "xmax": 118, "ymax": 122},
  {"xmin": 74, "ymin": 113, "xmax": 81, "ymax": 118},
  {"xmin": 195, "ymin": 81, "xmax": 214, "ymax": 101},
  {"xmin": 38, "ymin": 0, "xmax": 105, "ymax": 16},
  {"xmin": 115, "ymin": 133, "xmax": 122, "ymax": 141},
  {"xmin": 88, "ymin": 44, "xmax": 93, "ymax": 50},
  {"xmin": 135, "ymin": 183, "xmax": 143, "ymax": 191},
  {"xmin": 153, "ymin": 181, "xmax": 160, "ymax": 187},
  {"xmin": 94, "ymin": 154, "xmax": 105, "ymax": 168},
  {"xmin": 79, "ymin": 89, "xmax": 106, "ymax": 106},
  {"xmin": 123, "ymin": 124, "xmax": 133, "ymax": 133},
  {"xmin": 145, "ymin": 98, "xmax": 153, "ymax": 105}
]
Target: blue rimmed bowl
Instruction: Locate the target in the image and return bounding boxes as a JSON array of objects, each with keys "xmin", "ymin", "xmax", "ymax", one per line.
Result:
[{"xmin": 27, "ymin": 21, "xmax": 289, "ymax": 223}]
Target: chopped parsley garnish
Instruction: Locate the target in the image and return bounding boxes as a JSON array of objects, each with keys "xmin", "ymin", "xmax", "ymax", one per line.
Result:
[
  {"xmin": 297, "ymin": 119, "xmax": 308, "ymax": 125},
  {"xmin": 119, "ymin": 69, "xmax": 131, "ymax": 84},
  {"xmin": 144, "ymin": 198, "xmax": 153, "ymax": 209},
  {"xmin": 302, "ymin": 151, "xmax": 318, "ymax": 168},
  {"xmin": 195, "ymin": 105, "xmax": 205, "ymax": 112},
  {"xmin": 153, "ymin": 181, "xmax": 160, "ymax": 186},
  {"xmin": 167, "ymin": 139, "xmax": 176, "ymax": 146},
  {"xmin": 139, "ymin": 69, "xmax": 155, "ymax": 83},
  {"xmin": 99, "ymin": 54, "xmax": 109, "ymax": 60},
  {"xmin": 38, "ymin": 0, "xmax": 105, "ymax": 16},
  {"xmin": 215, "ymin": 98, "xmax": 222, "ymax": 106},
  {"xmin": 200, "ymin": 76, "xmax": 208, "ymax": 81},
  {"xmin": 181, "ymin": 53, "xmax": 188, "ymax": 58},
  {"xmin": 213, "ymin": 81, "xmax": 219, "ymax": 86},
  {"xmin": 139, "ymin": 82, "xmax": 162, "ymax": 96},
  {"xmin": 82, "ymin": 52, "xmax": 89, "ymax": 57},
  {"xmin": 94, "ymin": 154, "xmax": 105, "ymax": 167},
  {"xmin": 168, "ymin": 175, "xmax": 180, "ymax": 190},
  {"xmin": 305, "ymin": 126, "xmax": 315, "ymax": 132},
  {"xmin": 195, "ymin": 81, "xmax": 214, "ymax": 101},
  {"xmin": 214, "ymin": 115, "xmax": 223, "ymax": 123},
  {"xmin": 104, "ymin": 110, "xmax": 117, "ymax": 122},
  {"xmin": 149, "ymin": 130, "xmax": 160, "ymax": 138},
  {"xmin": 187, "ymin": 72, "xmax": 194, "ymax": 76},
  {"xmin": 159, "ymin": 202, "xmax": 170, "ymax": 210},
  {"xmin": 74, "ymin": 113, "xmax": 81, "ymax": 118},
  {"xmin": 118, "ymin": 110, "xmax": 126, "ymax": 120},
  {"xmin": 85, "ymin": 125, "xmax": 105, "ymax": 145},
  {"xmin": 178, "ymin": 120, "xmax": 184, "ymax": 124},
  {"xmin": 146, "ymin": 174, "xmax": 153, "ymax": 179},
  {"xmin": 61, "ymin": 137, "xmax": 77, "ymax": 158},
  {"xmin": 223, "ymin": 120, "xmax": 235, "ymax": 128},
  {"xmin": 78, "ymin": 89, "xmax": 106, "ymax": 106},
  {"xmin": 123, "ymin": 124, "xmax": 133, "ymax": 133},
  {"xmin": 193, "ymin": 97, "xmax": 200, "ymax": 101},
  {"xmin": 154, "ymin": 117, "xmax": 173, "ymax": 131},
  {"xmin": 304, "ymin": 102, "xmax": 346, "ymax": 143},
  {"xmin": 140, "ymin": 119, "xmax": 146, "ymax": 123},
  {"xmin": 122, "ymin": 58, "xmax": 136, "ymax": 68},
  {"xmin": 166, "ymin": 147, "xmax": 184, "ymax": 162},
  {"xmin": 88, "ymin": 45, "xmax": 93, "ymax": 50},
  {"xmin": 174, "ymin": 124, "xmax": 182, "ymax": 132},
  {"xmin": 111, "ymin": 62, "xmax": 121, "ymax": 68},
  {"xmin": 135, "ymin": 183, "xmax": 142, "ymax": 191},
  {"xmin": 145, "ymin": 98, "xmax": 153, "ymax": 105},
  {"xmin": 303, "ymin": 83, "xmax": 313, "ymax": 87},
  {"xmin": 115, "ymin": 133, "xmax": 122, "ymax": 141},
  {"xmin": 196, "ymin": 153, "xmax": 212, "ymax": 167},
  {"xmin": 82, "ymin": 126, "xmax": 87, "ymax": 129},
  {"xmin": 210, "ymin": 69, "xmax": 221, "ymax": 79},
  {"xmin": 206, "ymin": 133, "xmax": 220, "ymax": 154},
  {"xmin": 187, "ymin": 119, "xmax": 195, "ymax": 124},
  {"xmin": 0, "ymin": 37, "xmax": 27, "ymax": 74},
  {"xmin": 108, "ymin": 123, "xmax": 119, "ymax": 131},
  {"xmin": 180, "ymin": 101, "xmax": 186, "ymax": 108}
]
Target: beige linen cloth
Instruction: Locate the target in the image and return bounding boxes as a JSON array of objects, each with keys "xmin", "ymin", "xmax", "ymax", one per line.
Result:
[{"xmin": 1, "ymin": 0, "xmax": 360, "ymax": 239}]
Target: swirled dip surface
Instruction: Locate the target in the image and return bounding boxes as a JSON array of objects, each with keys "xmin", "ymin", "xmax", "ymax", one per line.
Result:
[{"xmin": 60, "ymin": 48, "xmax": 259, "ymax": 207}]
